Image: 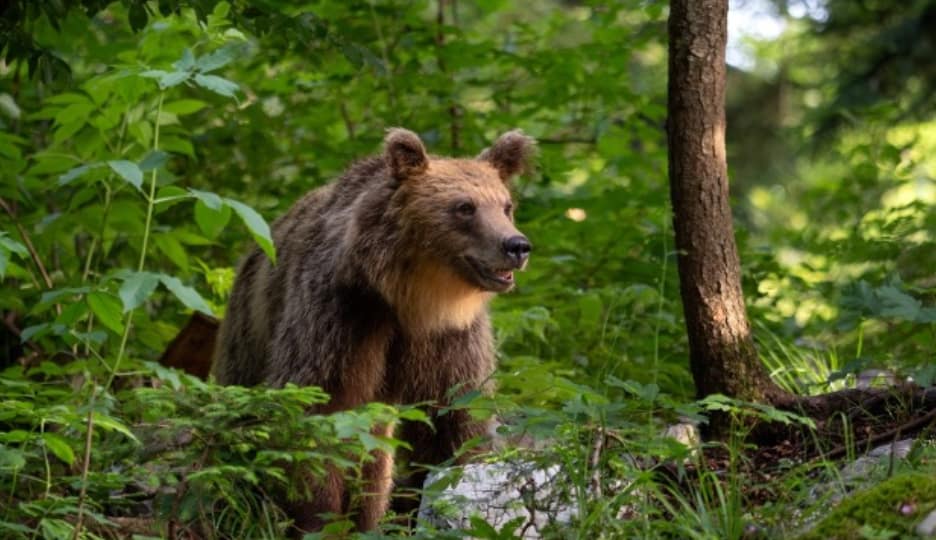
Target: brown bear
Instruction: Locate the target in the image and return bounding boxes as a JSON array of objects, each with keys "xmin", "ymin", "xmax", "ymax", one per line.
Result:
[{"xmin": 212, "ymin": 128, "xmax": 534, "ymax": 532}]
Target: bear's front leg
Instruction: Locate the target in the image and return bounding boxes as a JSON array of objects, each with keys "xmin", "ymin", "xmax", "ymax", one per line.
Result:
[{"xmin": 355, "ymin": 423, "xmax": 396, "ymax": 531}]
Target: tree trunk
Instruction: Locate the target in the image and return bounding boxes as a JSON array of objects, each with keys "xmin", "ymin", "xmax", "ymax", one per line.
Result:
[{"xmin": 666, "ymin": 0, "xmax": 787, "ymax": 433}]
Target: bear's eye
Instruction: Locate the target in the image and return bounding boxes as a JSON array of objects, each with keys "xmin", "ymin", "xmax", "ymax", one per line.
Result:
[
  {"xmin": 504, "ymin": 202, "xmax": 513, "ymax": 217},
  {"xmin": 454, "ymin": 201, "xmax": 476, "ymax": 217}
]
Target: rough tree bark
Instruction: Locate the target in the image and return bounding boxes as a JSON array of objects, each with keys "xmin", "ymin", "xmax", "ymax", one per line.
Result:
[{"xmin": 667, "ymin": 0, "xmax": 789, "ymax": 433}]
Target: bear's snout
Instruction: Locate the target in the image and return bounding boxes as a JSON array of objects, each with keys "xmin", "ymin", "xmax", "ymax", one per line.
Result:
[{"xmin": 502, "ymin": 235, "xmax": 532, "ymax": 267}]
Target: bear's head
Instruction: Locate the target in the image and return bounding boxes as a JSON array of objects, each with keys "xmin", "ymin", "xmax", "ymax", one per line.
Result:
[{"xmin": 384, "ymin": 128, "xmax": 535, "ymax": 296}]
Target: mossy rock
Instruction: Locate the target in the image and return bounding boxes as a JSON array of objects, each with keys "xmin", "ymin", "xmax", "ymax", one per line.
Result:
[{"xmin": 799, "ymin": 472, "xmax": 936, "ymax": 540}]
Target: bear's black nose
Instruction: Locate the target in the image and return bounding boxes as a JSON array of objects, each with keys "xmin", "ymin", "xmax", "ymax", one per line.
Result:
[{"xmin": 503, "ymin": 235, "xmax": 532, "ymax": 265}]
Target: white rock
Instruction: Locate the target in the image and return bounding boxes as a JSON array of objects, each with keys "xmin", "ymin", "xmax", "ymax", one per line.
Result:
[
  {"xmin": 839, "ymin": 439, "xmax": 914, "ymax": 483},
  {"xmin": 917, "ymin": 508, "xmax": 936, "ymax": 537},
  {"xmin": 662, "ymin": 421, "xmax": 701, "ymax": 459},
  {"xmin": 417, "ymin": 461, "xmax": 575, "ymax": 538}
]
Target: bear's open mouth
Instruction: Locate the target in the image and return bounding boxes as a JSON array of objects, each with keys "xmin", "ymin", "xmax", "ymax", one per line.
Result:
[{"xmin": 464, "ymin": 256, "xmax": 515, "ymax": 291}]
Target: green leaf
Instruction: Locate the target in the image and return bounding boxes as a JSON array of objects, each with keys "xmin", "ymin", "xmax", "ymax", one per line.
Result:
[
  {"xmin": 158, "ymin": 275, "xmax": 213, "ymax": 315},
  {"xmin": 140, "ymin": 69, "xmax": 169, "ymax": 79},
  {"xmin": 189, "ymin": 189, "xmax": 223, "ymax": 210},
  {"xmin": 195, "ymin": 199, "xmax": 232, "ymax": 238},
  {"xmin": 173, "ymin": 49, "xmax": 195, "ymax": 71},
  {"xmin": 0, "ymin": 233, "xmax": 27, "ymax": 258},
  {"xmin": 119, "ymin": 271, "xmax": 160, "ymax": 312},
  {"xmin": 139, "ymin": 150, "xmax": 168, "ymax": 172},
  {"xmin": 87, "ymin": 292, "xmax": 125, "ymax": 334},
  {"xmin": 39, "ymin": 518, "xmax": 73, "ymax": 539},
  {"xmin": 92, "ymin": 412, "xmax": 139, "ymax": 443},
  {"xmin": 20, "ymin": 323, "xmax": 50, "ymax": 342},
  {"xmin": 58, "ymin": 163, "xmax": 96, "ymax": 186},
  {"xmin": 163, "ymin": 99, "xmax": 207, "ymax": 115},
  {"xmin": 55, "ymin": 102, "xmax": 94, "ymax": 125},
  {"xmin": 160, "ymin": 136, "xmax": 195, "ymax": 158},
  {"xmin": 159, "ymin": 71, "xmax": 190, "ymax": 89},
  {"xmin": 226, "ymin": 199, "xmax": 276, "ymax": 263},
  {"xmin": 193, "ymin": 74, "xmax": 239, "ymax": 98},
  {"xmin": 876, "ymin": 285, "xmax": 921, "ymax": 321},
  {"xmin": 154, "ymin": 233, "xmax": 190, "ymax": 272},
  {"xmin": 0, "ymin": 233, "xmax": 28, "ymax": 279},
  {"xmin": 108, "ymin": 160, "xmax": 143, "ymax": 191},
  {"xmin": 41, "ymin": 432, "xmax": 75, "ymax": 465},
  {"xmin": 195, "ymin": 43, "xmax": 244, "ymax": 72}
]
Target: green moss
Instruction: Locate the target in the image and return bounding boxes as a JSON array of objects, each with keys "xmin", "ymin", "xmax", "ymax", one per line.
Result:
[{"xmin": 799, "ymin": 473, "xmax": 936, "ymax": 540}]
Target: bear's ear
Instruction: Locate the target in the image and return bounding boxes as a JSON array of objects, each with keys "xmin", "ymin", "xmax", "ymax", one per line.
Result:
[
  {"xmin": 384, "ymin": 128, "xmax": 429, "ymax": 179},
  {"xmin": 479, "ymin": 129, "xmax": 537, "ymax": 181}
]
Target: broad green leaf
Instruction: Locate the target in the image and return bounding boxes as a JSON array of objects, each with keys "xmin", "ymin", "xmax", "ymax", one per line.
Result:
[
  {"xmin": 58, "ymin": 163, "xmax": 95, "ymax": 186},
  {"xmin": 0, "ymin": 430, "xmax": 30, "ymax": 443},
  {"xmin": 140, "ymin": 69, "xmax": 169, "ymax": 79},
  {"xmin": 154, "ymin": 185, "xmax": 191, "ymax": 205},
  {"xmin": 163, "ymin": 99, "xmax": 207, "ymax": 115},
  {"xmin": 158, "ymin": 274, "xmax": 213, "ymax": 315},
  {"xmin": 38, "ymin": 286, "xmax": 90, "ymax": 308},
  {"xmin": 128, "ymin": 119, "xmax": 153, "ymax": 148},
  {"xmin": 55, "ymin": 102, "xmax": 94, "ymax": 125},
  {"xmin": 92, "ymin": 412, "xmax": 139, "ymax": 443},
  {"xmin": 876, "ymin": 285, "xmax": 921, "ymax": 321},
  {"xmin": 160, "ymin": 136, "xmax": 195, "ymax": 158},
  {"xmin": 30, "ymin": 154, "xmax": 81, "ymax": 175},
  {"xmin": 173, "ymin": 49, "xmax": 195, "ymax": 71},
  {"xmin": 195, "ymin": 43, "xmax": 244, "ymax": 72},
  {"xmin": 39, "ymin": 519, "xmax": 73, "ymax": 540},
  {"xmin": 119, "ymin": 271, "xmax": 160, "ymax": 312},
  {"xmin": 55, "ymin": 300, "xmax": 89, "ymax": 327},
  {"xmin": 41, "ymin": 433, "xmax": 75, "ymax": 465},
  {"xmin": 20, "ymin": 323, "xmax": 51, "ymax": 342},
  {"xmin": 398, "ymin": 408, "xmax": 431, "ymax": 424},
  {"xmin": 194, "ymin": 74, "xmax": 239, "ymax": 98},
  {"xmin": 189, "ymin": 189, "xmax": 223, "ymax": 210},
  {"xmin": 107, "ymin": 160, "xmax": 143, "ymax": 191},
  {"xmin": 195, "ymin": 199, "xmax": 232, "ymax": 238},
  {"xmin": 139, "ymin": 150, "xmax": 168, "ymax": 172},
  {"xmin": 159, "ymin": 71, "xmax": 190, "ymax": 89},
  {"xmin": 156, "ymin": 111, "xmax": 179, "ymax": 126},
  {"xmin": 154, "ymin": 233, "xmax": 190, "ymax": 272},
  {"xmin": 87, "ymin": 292, "xmax": 125, "ymax": 334},
  {"xmin": 0, "ymin": 233, "xmax": 27, "ymax": 279},
  {"xmin": 226, "ymin": 199, "xmax": 276, "ymax": 263}
]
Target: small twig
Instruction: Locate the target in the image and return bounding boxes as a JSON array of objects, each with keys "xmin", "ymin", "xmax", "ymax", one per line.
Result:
[{"xmin": 0, "ymin": 197, "xmax": 58, "ymax": 313}]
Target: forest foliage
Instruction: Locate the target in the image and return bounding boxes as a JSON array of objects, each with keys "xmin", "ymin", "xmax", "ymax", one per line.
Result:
[{"xmin": 1, "ymin": 0, "xmax": 935, "ymax": 538}]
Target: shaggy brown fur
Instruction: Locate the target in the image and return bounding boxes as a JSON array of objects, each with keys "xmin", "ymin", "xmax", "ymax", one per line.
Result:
[{"xmin": 212, "ymin": 128, "xmax": 535, "ymax": 532}]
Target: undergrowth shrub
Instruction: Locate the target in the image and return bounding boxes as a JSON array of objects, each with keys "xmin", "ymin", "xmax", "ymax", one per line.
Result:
[{"xmin": 0, "ymin": 359, "xmax": 415, "ymax": 538}]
